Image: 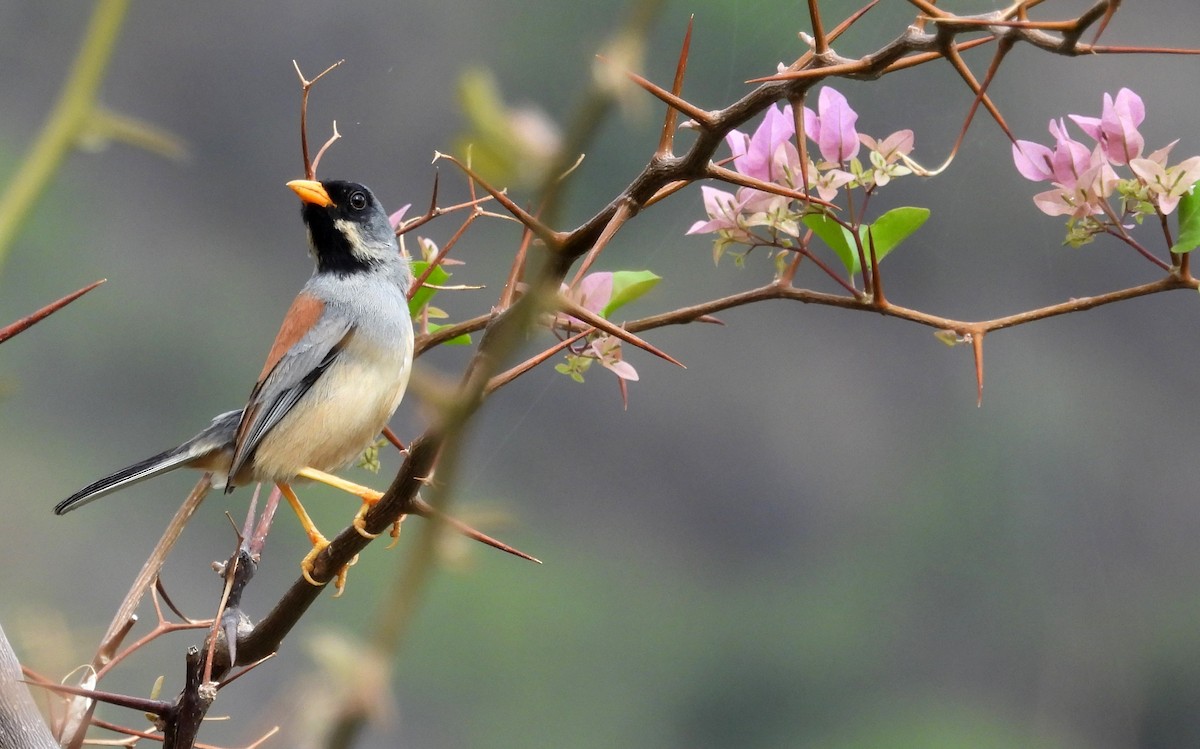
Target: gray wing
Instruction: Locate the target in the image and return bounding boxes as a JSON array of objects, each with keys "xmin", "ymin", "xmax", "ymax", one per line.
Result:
[{"xmin": 226, "ymin": 309, "xmax": 355, "ymax": 486}]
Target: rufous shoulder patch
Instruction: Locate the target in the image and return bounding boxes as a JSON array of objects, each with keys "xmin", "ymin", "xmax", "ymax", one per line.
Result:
[{"xmin": 256, "ymin": 292, "xmax": 325, "ymax": 382}]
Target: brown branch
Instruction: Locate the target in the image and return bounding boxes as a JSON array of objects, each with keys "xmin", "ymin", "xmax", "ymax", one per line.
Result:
[
  {"xmin": 415, "ymin": 311, "xmax": 492, "ymax": 355},
  {"xmin": 557, "ymin": 294, "xmax": 684, "ymax": 368},
  {"xmin": 408, "ymin": 209, "xmax": 479, "ymax": 301},
  {"xmin": 621, "ymin": 275, "xmax": 1199, "ymax": 340},
  {"xmin": 971, "ymin": 333, "xmax": 985, "ymax": 406},
  {"xmin": 569, "ymin": 200, "xmax": 635, "ymax": 286}
]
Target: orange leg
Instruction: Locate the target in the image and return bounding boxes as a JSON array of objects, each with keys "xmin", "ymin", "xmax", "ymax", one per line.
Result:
[
  {"xmin": 295, "ymin": 467, "xmax": 389, "ymax": 540},
  {"xmin": 277, "ymin": 482, "xmax": 355, "ymax": 595},
  {"xmin": 292, "ymin": 468, "xmax": 538, "ymax": 563}
]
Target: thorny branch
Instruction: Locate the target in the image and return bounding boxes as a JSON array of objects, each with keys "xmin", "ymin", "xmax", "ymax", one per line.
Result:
[
  {"xmin": 52, "ymin": 2, "xmax": 1200, "ymax": 747},
  {"xmin": 232, "ymin": 0, "xmax": 1197, "ymax": 681}
]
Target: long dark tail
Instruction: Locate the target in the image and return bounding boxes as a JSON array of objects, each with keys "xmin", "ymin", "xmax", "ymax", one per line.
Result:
[
  {"xmin": 55, "ymin": 409, "xmax": 242, "ymax": 515},
  {"xmin": 54, "ymin": 447, "xmax": 198, "ymax": 515}
]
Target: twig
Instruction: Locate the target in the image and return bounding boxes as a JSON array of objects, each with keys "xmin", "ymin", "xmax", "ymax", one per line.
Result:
[
  {"xmin": 63, "ymin": 476, "xmax": 211, "ymax": 749},
  {"xmin": 292, "ymin": 59, "xmax": 344, "ymax": 179}
]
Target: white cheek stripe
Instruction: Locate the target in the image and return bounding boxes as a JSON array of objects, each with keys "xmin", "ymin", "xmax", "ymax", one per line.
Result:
[
  {"xmin": 333, "ymin": 218, "xmax": 388, "ymax": 264},
  {"xmin": 334, "ymin": 219, "xmax": 363, "ymax": 248}
]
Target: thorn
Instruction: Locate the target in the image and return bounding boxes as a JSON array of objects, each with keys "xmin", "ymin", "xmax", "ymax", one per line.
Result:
[
  {"xmin": 486, "ymin": 328, "xmax": 591, "ymax": 394},
  {"xmin": 0, "ymin": 279, "xmax": 105, "ymax": 344},
  {"xmin": 410, "ymin": 498, "xmax": 541, "ymax": 564},
  {"xmin": 972, "ymin": 332, "xmax": 985, "ymax": 407},
  {"xmin": 558, "ymin": 294, "xmax": 685, "ymax": 368},
  {"xmin": 382, "ymin": 427, "xmax": 407, "ymax": 453},
  {"xmin": 656, "ymin": 16, "xmax": 694, "ymax": 156},
  {"xmin": 599, "ymin": 57, "xmax": 715, "ymax": 130},
  {"xmin": 433, "ymin": 152, "xmax": 565, "ymax": 250}
]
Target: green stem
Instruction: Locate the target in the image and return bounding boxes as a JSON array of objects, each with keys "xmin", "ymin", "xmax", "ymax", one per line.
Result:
[{"xmin": 0, "ymin": 0, "xmax": 134, "ymax": 273}]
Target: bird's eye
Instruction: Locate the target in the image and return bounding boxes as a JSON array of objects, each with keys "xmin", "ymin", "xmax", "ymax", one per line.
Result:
[{"xmin": 348, "ymin": 191, "xmax": 368, "ymax": 211}]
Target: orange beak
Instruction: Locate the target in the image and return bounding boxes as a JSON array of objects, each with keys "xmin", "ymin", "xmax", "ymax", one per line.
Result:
[{"xmin": 286, "ymin": 179, "xmax": 333, "ymax": 207}]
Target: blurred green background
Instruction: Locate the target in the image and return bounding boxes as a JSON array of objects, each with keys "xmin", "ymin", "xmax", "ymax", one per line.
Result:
[{"xmin": 3, "ymin": 1, "xmax": 1200, "ymax": 747}]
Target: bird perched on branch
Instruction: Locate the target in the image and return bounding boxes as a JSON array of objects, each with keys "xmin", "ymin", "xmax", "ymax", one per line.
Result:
[{"xmin": 56, "ymin": 179, "xmax": 534, "ymax": 591}]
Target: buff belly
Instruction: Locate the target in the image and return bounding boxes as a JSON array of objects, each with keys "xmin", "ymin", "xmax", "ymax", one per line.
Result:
[{"xmin": 249, "ymin": 340, "xmax": 412, "ymax": 482}]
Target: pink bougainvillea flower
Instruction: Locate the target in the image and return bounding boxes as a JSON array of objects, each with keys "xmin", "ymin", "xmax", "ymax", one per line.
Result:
[
  {"xmin": 809, "ymin": 163, "xmax": 855, "ymax": 203},
  {"xmin": 1129, "ymin": 141, "xmax": 1200, "ymax": 214},
  {"xmin": 557, "ymin": 271, "xmax": 614, "ymax": 329},
  {"xmin": 388, "ymin": 204, "xmax": 412, "ymax": 229},
  {"xmin": 803, "ymin": 87, "xmax": 860, "ymax": 163},
  {"xmin": 1013, "ymin": 119, "xmax": 1093, "ymax": 187},
  {"xmin": 686, "ymin": 186, "xmax": 755, "ymax": 242},
  {"xmin": 1030, "ymin": 159, "xmax": 1119, "ymax": 218},
  {"xmin": 590, "ymin": 335, "xmax": 638, "ymax": 381},
  {"xmin": 1069, "ymin": 88, "xmax": 1145, "ymax": 165},
  {"xmin": 572, "ymin": 272, "xmax": 613, "ymax": 315},
  {"xmin": 860, "ymin": 129, "xmax": 914, "ymax": 186},
  {"xmin": 726, "ymin": 103, "xmax": 796, "ymax": 183}
]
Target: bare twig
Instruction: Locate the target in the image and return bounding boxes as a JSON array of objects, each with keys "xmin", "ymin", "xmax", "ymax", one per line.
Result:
[{"xmin": 292, "ymin": 59, "xmax": 344, "ymax": 179}]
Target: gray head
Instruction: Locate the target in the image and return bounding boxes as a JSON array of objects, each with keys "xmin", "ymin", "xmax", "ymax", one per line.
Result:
[{"xmin": 287, "ymin": 179, "xmax": 409, "ymax": 288}]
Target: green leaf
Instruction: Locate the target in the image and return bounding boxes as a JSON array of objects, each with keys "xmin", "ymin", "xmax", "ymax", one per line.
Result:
[
  {"xmin": 803, "ymin": 207, "xmax": 930, "ymax": 276},
  {"xmin": 1171, "ymin": 189, "xmax": 1200, "ymax": 254},
  {"xmin": 802, "ymin": 213, "xmax": 858, "ymax": 275},
  {"xmin": 603, "ymin": 270, "xmax": 661, "ymax": 318},
  {"xmin": 425, "ymin": 322, "xmax": 472, "ymax": 346},
  {"xmin": 863, "ymin": 206, "xmax": 929, "ymax": 265},
  {"xmin": 356, "ymin": 439, "xmax": 386, "ymax": 473},
  {"xmin": 408, "ymin": 261, "xmax": 451, "ymax": 316}
]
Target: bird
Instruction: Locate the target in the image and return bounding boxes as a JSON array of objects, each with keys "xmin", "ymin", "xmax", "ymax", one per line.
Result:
[{"xmin": 56, "ymin": 179, "xmax": 536, "ymax": 591}]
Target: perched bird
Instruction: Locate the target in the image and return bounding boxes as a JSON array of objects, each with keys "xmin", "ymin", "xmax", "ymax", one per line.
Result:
[{"xmin": 56, "ymin": 179, "xmax": 533, "ymax": 589}]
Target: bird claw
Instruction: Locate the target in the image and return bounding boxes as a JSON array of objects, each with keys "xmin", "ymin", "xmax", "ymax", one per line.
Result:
[
  {"xmin": 300, "ymin": 540, "xmax": 328, "ymax": 587},
  {"xmin": 299, "ymin": 535, "xmax": 357, "ymax": 596},
  {"xmin": 353, "ymin": 501, "xmax": 380, "ymax": 539},
  {"xmin": 354, "ymin": 502, "xmax": 406, "ymax": 550},
  {"xmin": 332, "ymin": 555, "xmax": 358, "ymax": 597},
  {"xmin": 386, "ymin": 515, "xmax": 406, "ymax": 550}
]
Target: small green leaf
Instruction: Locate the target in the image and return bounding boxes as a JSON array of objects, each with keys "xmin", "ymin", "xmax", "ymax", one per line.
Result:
[
  {"xmin": 804, "ymin": 207, "xmax": 930, "ymax": 276},
  {"xmin": 1171, "ymin": 189, "xmax": 1200, "ymax": 254},
  {"xmin": 603, "ymin": 270, "xmax": 661, "ymax": 317},
  {"xmin": 356, "ymin": 439, "xmax": 386, "ymax": 473},
  {"xmin": 802, "ymin": 213, "xmax": 858, "ymax": 275},
  {"xmin": 864, "ymin": 206, "xmax": 929, "ymax": 264},
  {"xmin": 555, "ymin": 362, "xmax": 586, "ymax": 383},
  {"xmin": 425, "ymin": 322, "xmax": 472, "ymax": 345},
  {"xmin": 933, "ymin": 329, "xmax": 963, "ymax": 347},
  {"xmin": 408, "ymin": 261, "xmax": 451, "ymax": 316}
]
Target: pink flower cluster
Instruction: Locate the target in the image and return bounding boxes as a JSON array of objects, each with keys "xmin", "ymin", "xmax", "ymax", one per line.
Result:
[
  {"xmin": 687, "ymin": 87, "xmax": 913, "ymax": 255},
  {"xmin": 557, "ymin": 272, "xmax": 639, "ymax": 383},
  {"xmin": 1013, "ymin": 89, "xmax": 1200, "ymax": 221}
]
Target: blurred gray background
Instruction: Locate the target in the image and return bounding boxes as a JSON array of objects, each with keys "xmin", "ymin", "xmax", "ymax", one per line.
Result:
[{"xmin": 3, "ymin": 1, "xmax": 1200, "ymax": 747}]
